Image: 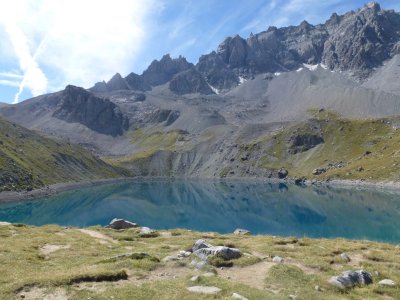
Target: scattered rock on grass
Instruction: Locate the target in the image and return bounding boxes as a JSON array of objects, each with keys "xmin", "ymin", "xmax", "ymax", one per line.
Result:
[
  {"xmin": 105, "ymin": 218, "xmax": 138, "ymax": 230},
  {"xmin": 232, "ymin": 292, "xmax": 249, "ymax": 300},
  {"xmin": 139, "ymin": 227, "xmax": 158, "ymax": 238},
  {"xmin": 192, "ymin": 239, "xmax": 241, "ymax": 261},
  {"xmin": 186, "ymin": 286, "xmax": 221, "ymax": 294},
  {"xmin": 278, "ymin": 168, "xmax": 288, "ymax": 179},
  {"xmin": 340, "ymin": 253, "xmax": 351, "ymax": 262},
  {"xmin": 378, "ymin": 279, "xmax": 396, "ymax": 286},
  {"xmin": 234, "ymin": 228, "xmax": 251, "ymax": 235},
  {"xmin": 272, "ymin": 256, "xmax": 284, "ymax": 263},
  {"xmin": 328, "ymin": 270, "xmax": 373, "ymax": 289}
]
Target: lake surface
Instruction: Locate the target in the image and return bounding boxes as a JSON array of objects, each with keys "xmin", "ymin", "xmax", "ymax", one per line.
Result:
[{"xmin": 0, "ymin": 180, "xmax": 400, "ymax": 243}]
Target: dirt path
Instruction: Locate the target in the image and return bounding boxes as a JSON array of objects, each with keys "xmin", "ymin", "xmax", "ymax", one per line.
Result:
[{"xmin": 78, "ymin": 229, "xmax": 118, "ymax": 244}]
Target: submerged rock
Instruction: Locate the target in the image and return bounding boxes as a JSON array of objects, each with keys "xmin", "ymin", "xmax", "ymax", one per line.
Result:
[
  {"xmin": 105, "ymin": 218, "xmax": 138, "ymax": 230},
  {"xmin": 328, "ymin": 270, "xmax": 373, "ymax": 289}
]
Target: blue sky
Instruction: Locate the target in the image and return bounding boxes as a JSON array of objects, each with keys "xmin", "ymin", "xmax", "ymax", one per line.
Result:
[{"xmin": 0, "ymin": 0, "xmax": 399, "ymax": 104}]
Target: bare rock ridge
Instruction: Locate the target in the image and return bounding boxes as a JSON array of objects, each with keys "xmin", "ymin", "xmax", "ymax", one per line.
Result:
[
  {"xmin": 53, "ymin": 85, "xmax": 129, "ymax": 136},
  {"xmin": 169, "ymin": 68, "xmax": 215, "ymax": 95},
  {"xmin": 90, "ymin": 2, "xmax": 400, "ymax": 94}
]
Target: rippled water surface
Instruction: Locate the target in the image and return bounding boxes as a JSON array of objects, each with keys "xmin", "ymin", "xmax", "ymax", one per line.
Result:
[{"xmin": 0, "ymin": 180, "xmax": 400, "ymax": 243}]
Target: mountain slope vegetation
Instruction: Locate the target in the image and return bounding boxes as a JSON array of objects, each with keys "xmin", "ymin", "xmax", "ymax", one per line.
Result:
[{"xmin": 0, "ymin": 117, "xmax": 126, "ymax": 192}]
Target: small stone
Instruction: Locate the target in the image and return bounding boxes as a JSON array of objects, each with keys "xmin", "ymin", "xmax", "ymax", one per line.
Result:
[
  {"xmin": 190, "ymin": 275, "xmax": 199, "ymax": 282},
  {"xmin": 289, "ymin": 295, "xmax": 297, "ymax": 300},
  {"xmin": 314, "ymin": 285, "xmax": 321, "ymax": 291},
  {"xmin": 139, "ymin": 227, "xmax": 157, "ymax": 237},
  {"xmin": 234, "ymin": 228, "xmax": 251, "ymax": 235},
  {"xmin": 272, "ymin": 256, "xmax": 284, "ymax": 263},
  {"xmin": 187, "ymin": 286, "xmax": 221, "ymax": 294},
  {"xmin": 340, "ymin": 253, "xmax": 351, "ymax": 262},
  {"xmin": 232, "ymin": 292, "xmax": 249, "ymax": 300},
  {"xmin": 202, "ymin": 272, "xmax": 215, "ymax": 277},
  {"xmin": 20, "ymin": 294, "xmax": 25, "ymax": 299},
  {"xmin": 378, "ymin": 279, "xmax": 396, "ymax": 286}
]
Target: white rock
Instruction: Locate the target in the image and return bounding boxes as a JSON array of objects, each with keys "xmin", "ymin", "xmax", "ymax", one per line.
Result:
[
  {"xmin": 340, "ymin": 253, "xmax": 351, "ymax": 262},
  {"xmin": 0, "ymin": 222, "xmax": 11, "ymax": 226},
  {"xmin": 187, "ymin": 286, "xmax": 221, "ymax": 294},
  {"xmin": 202, "ymin": 272, "xmax": 215, "ymax": 277},
  {"xmin": 190, "ymin": 275, "xmax": 199, "ymax": 282},
  {"xmin": 378, "ymin": 279, "xmax": 396, "ymax": 286},
  {"xmin": 272, "ymin": 256, "xmax": 284, "ymax": 263},
  {"xmin": 289, "ymin": 295, "xmax": 297, "ymax": 300},
  {"xmin": 232, "ymin": 292, "xmax": 249, "ymax": 300},
  {"xmin": 233, "ymin": 228, "xmax": 251, "ymax": 235}
]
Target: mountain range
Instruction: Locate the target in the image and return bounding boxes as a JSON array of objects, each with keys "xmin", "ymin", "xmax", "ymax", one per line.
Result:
[{"xmin": 2, "ymin": 2, "xmax": 400, "ymax": 188}]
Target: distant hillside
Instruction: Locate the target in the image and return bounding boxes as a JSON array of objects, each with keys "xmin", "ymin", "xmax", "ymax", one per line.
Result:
[{"xmin": 0, "ymin": 117, "xmax": 127, "ymax": 192}]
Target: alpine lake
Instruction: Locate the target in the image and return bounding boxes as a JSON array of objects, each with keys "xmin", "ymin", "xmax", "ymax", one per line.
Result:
[{"xmin": 1, "ymin": 179, "xmax": 399, "ymax": 243}]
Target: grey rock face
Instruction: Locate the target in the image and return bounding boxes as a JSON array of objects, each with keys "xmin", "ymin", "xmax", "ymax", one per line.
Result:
[
  {"xmin": 196, "ymin": 3, "xmax": 400, "ymax": 87},
  {"xmin": 125, "ymin": 72, "xmax": 151, "ymax": 91},
  {"xmin": 288, "ymin": 134, "xmax": 324, "ymax": 154},
  {"xmin": 197, "ymin": 51, "xmax": 239, "ymax": 91},
  {"xmin": 105, "ymin": 218, "xmax": 138, "ymax": 229},
  {"xmin": 169, "ymin": 68, "xmax": 215, "ymax": 95},
  {"xmin": 106, "ymin": 73, "xmax": 129, "ymax": 91},
  {"xmin": 142, "ymin": 54, "xmax": 193, "ymax": 86},
  {"xmin": 328, "ymin": 270, "xmax": 373, "ymax": 289},
  {"xmin": 53, "ymin": 85, "xmax": 129, "ymax": 136}
]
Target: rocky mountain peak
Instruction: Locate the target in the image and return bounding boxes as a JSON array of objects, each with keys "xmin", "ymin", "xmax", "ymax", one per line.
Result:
[
  {"xmin": 142, "ymin": 54, "xmax": 193, "ymax": 86},
  {"xmin": 106, "ymin": 73, "xmax": 129, "ymax": 91},
  {"xmin": 54, "ymin": 85, "xmax": 129, "ymax": 136},
  {"xmin": 366, "ymin": 1, "xmax": 381, "ymax": 11}
]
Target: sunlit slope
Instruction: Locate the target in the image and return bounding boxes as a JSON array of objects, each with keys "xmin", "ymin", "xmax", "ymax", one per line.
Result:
[{"xmin": 0, "ymin": 117, "xmax": 127, "ymax": 192}]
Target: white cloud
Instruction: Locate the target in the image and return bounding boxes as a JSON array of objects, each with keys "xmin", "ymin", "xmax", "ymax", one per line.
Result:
[{"xmin": 0, "ymin": 0, "xmax": 159, "ymax": 102}]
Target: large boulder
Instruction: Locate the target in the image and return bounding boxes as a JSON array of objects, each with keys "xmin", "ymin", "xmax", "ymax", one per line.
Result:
[
  {"xmin": 328, "ymin": 270, "xmax": 373, "ymax": 289},
  {"xmin": 191, "ymin": 239, "xmax": 241, "ymax": 261},
  {"xmin": 105, "ymin": 218, "xmax": 138, "ymax": 230}
]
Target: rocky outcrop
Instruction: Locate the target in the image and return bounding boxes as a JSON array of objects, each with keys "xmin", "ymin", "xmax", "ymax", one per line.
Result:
[
  {"xmin": 125, "ymin": 72, "xmax": 151, "ymax": 91},
  {"xmin": 196, "ymin": 2, "xmax": 400, "ymax": 86},
  {"xmin": 142, "ymin": 54, "xmax": 193, "ymax": 86},
  {"xmin": 53, "ymin": 85, "xmax": 129, "ymax": 136},
  {"xmin": 328, "ymin": 270, "xmax": 373, "ymax": 289},
  {"xmin": 288, "ymin": 134, "xmax": 324, "ymax": 154},
  {"xmin": 191, "ymin": 239, "xmax": 241, "ymax": 260},
  {"xmin": 169, "ymin": 68, "xmax": 215, "ymax": 95},
  {"xmin": 105, "ymin": 218, "xmax": 138, "ymax": 229}
]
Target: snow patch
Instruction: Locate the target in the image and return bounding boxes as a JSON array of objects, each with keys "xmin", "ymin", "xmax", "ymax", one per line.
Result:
[
  {"xmin": 320, "ymin": 63, "xmax": 328, "ymax": 70},
  {"xmin": 238, "ymin": 76, "xmax": 247, "ymax": 85},
  {"xmin": 296, "ymin": 67, "xmax": 304, "ymax": 72},
  {"xmin": 303, "ymin": 64, "xmax": 319, "ymax": 71},
  {"xmin": 274, "ymin": 72, "xmax": 281, "ymax": 76},
  {"xmin": 207, "ymin": 83, "xmax": 220, "ymax": 95}
]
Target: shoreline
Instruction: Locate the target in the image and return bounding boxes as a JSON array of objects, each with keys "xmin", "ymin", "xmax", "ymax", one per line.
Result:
[{"xmin": 1, "ymin": 176, "xmax": 400, "ymax": 203}]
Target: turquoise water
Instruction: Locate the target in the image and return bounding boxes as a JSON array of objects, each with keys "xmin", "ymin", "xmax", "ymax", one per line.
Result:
[{"xmin": 0, "ymin": 180, "xmax": 400, "ymax": 243}]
